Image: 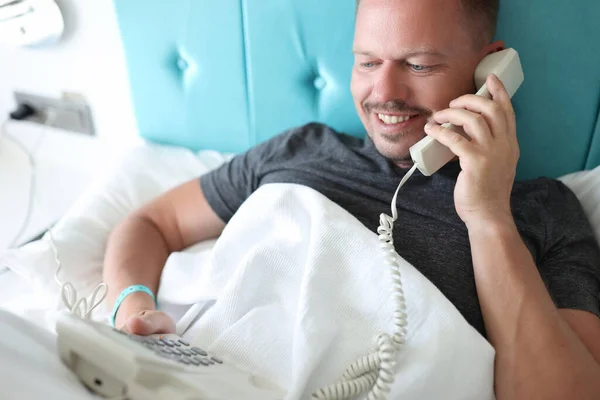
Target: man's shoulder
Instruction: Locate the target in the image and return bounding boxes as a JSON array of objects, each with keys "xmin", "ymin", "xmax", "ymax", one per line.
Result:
[
  {"xmin": 511, "ymin": 177, "xmax": 599, "ymax": 263},
  {"xmin": 272, "ymin": 122, "xmax": 360, "ymax": 145},
  {"xmin": 512, "ymin": 177, "xmax": 588, "ymax": 229},
  {"xmin": 512, "ymin": 177, "xmax": 578, "ymax": 206},
  {"xmin": 258, "ymin": 122, "xmax": 363, "ymax": 159}
]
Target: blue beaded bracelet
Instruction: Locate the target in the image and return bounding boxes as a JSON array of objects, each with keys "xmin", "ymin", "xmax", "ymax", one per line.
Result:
[{"xmin": 110, "ymin": 285, "xmax": 157, "ymax": 327}]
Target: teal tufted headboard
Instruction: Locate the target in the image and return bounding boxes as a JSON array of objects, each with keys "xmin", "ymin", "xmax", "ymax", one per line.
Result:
[{"xmin": 113, "ymin": 0, "xmax": 600, "ymax": 180}]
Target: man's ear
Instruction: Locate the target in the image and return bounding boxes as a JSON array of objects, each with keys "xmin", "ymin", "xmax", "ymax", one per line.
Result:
[{"xmin": 483, "ymin": 40, "xmax": 506, "ymax": 56}]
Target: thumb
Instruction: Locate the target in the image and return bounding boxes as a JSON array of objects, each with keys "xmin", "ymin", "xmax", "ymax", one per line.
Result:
[{"xmin": 125, "ymin": 311, "xmax": 176, "ymax": 336}]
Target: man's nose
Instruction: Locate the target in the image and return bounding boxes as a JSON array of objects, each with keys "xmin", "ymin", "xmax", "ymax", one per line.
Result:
[{"xmin": 371, "ymin": 64, "xmax": 411, "ymax": 104}]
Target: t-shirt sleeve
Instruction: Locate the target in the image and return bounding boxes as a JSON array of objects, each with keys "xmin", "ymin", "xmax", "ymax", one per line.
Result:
[
  {"xmin": 199, "ymin": 127, "xmax": 301, "ymax": 223},
  {"xmin": 539, "ymin": 180, "xmax": 600, "ymax": 317}
]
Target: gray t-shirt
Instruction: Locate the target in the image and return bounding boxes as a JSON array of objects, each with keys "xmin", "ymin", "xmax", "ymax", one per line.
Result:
[{"xmin": 200, "ymin": 123, "xmax": 600, "ymax": 337}]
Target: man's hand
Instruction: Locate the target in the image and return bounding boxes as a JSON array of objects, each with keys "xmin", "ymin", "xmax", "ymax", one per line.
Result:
[
  {"xmin": 114, "ymin": 293, "xmax": 176, "ymax": 336},
  {"xmin": 119, "ymin": 310, "xmax": 177, "ymax": 336},
  {"xmin": 423, "ymin": 73, "xmax": 520, "ymax": 226},
  {"xmin": 425, "ymin": 73, "xmax": 600, "ymax": 399}
]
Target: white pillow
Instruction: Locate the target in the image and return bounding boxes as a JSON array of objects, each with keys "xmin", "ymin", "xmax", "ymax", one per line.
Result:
[
  {"xmin": 559, "ymin": 165, "xmax": 600, "ymax": 245},
  {"xmin": 0, "ymin": 142, "xmax": 229, "ymax": 326}
]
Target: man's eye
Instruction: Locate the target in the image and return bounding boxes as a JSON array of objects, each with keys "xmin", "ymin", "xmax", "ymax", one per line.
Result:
[
  {"xmin": 361, "ymin": 62, "xmax": 375, "ymax": 68},
  {"xmin": 408, "ymin": 63, "xmax": 429, "ymax": 72}
]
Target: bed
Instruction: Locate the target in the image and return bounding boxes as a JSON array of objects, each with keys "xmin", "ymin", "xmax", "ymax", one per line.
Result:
[{"xmin": 1, "ymin": 0, "xmax": 599, "ymax": 399}]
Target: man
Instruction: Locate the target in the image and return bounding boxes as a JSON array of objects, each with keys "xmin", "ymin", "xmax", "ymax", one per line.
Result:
[{"xmin": 103, "ymin": 0, "xmax": 600, "ymax": 398}]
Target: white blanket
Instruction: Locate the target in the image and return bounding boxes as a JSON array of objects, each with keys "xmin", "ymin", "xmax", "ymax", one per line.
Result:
[
  {"xmin": 159, "ymin": 183, "xmax": 496, "ymax": 400},
  {"xmin": 0, "ymin": 182, "xmax": 495, "ymax": 399}
]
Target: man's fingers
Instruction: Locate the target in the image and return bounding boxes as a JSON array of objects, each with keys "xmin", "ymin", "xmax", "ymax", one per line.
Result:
[
  {"xmin": 124, "ymin": 311, "xmax": 177, "ymax": 335},
  {"xmin": 487, "ymin": 73, "xmax": 511, "ymax": 108},
  {"xmin": 424, "ymin": 122, "xmax": 473, "ymax": 158},
  {"xmin": 486, "ymin": 74, "xmax": 516, "ymax": 137},
  {"xmin": 447, "ymin": 92, "xmax": 507, "ymax": 139},
  {"xmin": 432, "ymin": 108, "xmax": 493, "ymax": 145},
  {"xmin": 125, "ymin": 316, "xmax": 153, "ymax": 335}
]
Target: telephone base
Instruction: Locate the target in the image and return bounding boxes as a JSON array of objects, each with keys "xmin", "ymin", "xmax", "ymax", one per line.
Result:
[{"xmin": 56, "ymin": 314, "xmax": 285, "ymax": 400}]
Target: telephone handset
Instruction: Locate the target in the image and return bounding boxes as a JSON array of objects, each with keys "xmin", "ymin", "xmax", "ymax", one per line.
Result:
[{"xmin": 409, "ymin": 48, "xmax": 525, "ymax": 176}]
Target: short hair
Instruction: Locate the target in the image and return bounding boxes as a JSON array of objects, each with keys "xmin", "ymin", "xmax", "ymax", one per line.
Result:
[
  {"xmin": 459, "ymin": 0, "xmax": 500, "ymax": 46},
  {"xmin": 356, "ymin": 0, "xmax": 500, "ymax": 48}
]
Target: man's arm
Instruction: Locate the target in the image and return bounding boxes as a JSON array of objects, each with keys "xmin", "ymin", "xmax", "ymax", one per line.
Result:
[
  {"xmin": 425, "ymin": 73, "xmax": 600, "ymax": 399},
  {"xmin": 102, "ymin": 179, "xmax": 225, "ymax": 332},
  {"xmin": 467, "ymin": 218, "xmax": 600, "ymax": 399}
]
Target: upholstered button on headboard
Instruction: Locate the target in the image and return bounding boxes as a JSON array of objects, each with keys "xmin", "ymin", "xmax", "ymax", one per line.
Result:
[{"xmin": 113, "ymin": 0, "xmax": 600, "ymax": 180}]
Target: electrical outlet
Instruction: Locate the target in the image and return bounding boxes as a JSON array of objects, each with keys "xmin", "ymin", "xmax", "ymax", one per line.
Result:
[{"xmin": 13, "ymin": 91, "xmax": 95, "ymax": 136}]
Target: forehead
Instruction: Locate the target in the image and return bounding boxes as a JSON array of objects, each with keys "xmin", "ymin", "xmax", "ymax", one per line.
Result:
[{"xmin": 354, "ymin": 0, "xmax": 472, "ymax": 57}]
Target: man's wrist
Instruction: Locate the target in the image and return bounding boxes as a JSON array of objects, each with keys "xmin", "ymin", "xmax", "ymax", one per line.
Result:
[
  {"xmin": 465, "ymin": 212, "xmax": 518, "ymax": 238},
  {"xmin": 114, "ymin": 291, "xmax": 157, "ymax": 327}
]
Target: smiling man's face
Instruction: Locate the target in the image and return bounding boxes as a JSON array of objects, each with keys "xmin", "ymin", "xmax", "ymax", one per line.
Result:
[{"xmin": 351, "ymin": 0, "xmax": 501, "ymax": 166}]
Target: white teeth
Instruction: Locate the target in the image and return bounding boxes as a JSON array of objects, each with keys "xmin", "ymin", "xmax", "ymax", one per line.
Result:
[{"xmin": 378, "ymin": 114, "xmax": 414, "ymax": 125}]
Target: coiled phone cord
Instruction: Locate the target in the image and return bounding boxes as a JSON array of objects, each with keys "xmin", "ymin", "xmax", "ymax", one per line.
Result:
[
  {"xmin": 312, "ymin": 164, "xmax": 418, "ymax": 400},
  {"xmin": 49, "ymin": 229, "xmax": 108, "ymax": 319}
]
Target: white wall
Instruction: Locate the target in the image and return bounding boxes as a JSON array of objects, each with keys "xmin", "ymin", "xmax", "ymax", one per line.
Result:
[
  {"xmin": 0, "ymin": 0, "xmax": 137, "ymax": 145},
  {"xmin": 0, "ymin": 0, "xmax": 139, "ymax": 248}
]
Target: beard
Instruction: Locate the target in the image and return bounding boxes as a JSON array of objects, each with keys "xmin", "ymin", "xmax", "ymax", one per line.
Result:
[
  {"xmin": 368, "ymin": 130, "xmax": 416, "ymax": 166},
  {"xmin": 363, "ymin": 99, "xmax": 433, "ymax": 165}
]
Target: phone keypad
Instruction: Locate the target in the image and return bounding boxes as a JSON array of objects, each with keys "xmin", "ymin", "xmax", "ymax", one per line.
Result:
[{"xmin": 116, "ymin": 329, "xmax": 222, "ymax": 368}]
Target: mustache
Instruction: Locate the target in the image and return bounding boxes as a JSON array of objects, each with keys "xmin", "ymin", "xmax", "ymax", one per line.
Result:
[{"xmin": 363, "ymin": 100, "xmax": 432, "ymax": 117}]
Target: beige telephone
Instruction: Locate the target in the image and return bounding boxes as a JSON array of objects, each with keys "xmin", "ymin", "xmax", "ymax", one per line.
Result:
[{"xmin": 409, "ymin": 48, "xmax": 524, "ymax": 176}]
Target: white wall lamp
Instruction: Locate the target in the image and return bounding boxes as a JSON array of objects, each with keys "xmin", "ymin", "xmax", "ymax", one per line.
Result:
[{"xmin": 0, "ymin": 0, "xmax": 64, "ymax": 47}]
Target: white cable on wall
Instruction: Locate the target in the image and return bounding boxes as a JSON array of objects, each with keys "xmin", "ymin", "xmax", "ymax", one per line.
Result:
[{"xmin": 1, "ymin": 113, "xmax": 54, "ymax": 248}]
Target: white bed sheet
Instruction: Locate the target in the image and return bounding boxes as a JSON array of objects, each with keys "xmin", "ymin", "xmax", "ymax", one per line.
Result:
[
  {"xmin": 0, "ymin": 309, "xmax": 99, "ymax": 400},
  {"xmin": 0, "ymin": 269, "xmax": 26, "ymax": 305},
  {"xmin": 0, "ymin": 268, "xmax": 68, "ymax": 334}
]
